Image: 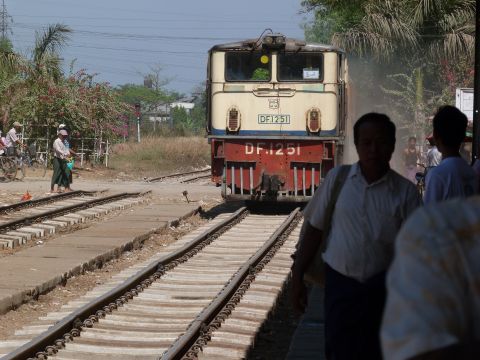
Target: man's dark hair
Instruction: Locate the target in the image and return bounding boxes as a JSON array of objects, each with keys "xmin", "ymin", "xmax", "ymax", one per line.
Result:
[
  {"xmin": 408, "ymin": 136, "xmax": 416, "ymax": 143},
  {"xmin": 433, "ymin": 105, "xmax": 467, "ymax": 148},
  {"xmin": 353, "ymin": 112, "xmax": 396, "ymax": 145}
]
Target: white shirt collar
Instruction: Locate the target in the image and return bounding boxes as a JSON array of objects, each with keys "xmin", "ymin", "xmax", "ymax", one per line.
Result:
[{"xmin": 350, "ymin": 162, "xmax": 395, "ymax": 191}]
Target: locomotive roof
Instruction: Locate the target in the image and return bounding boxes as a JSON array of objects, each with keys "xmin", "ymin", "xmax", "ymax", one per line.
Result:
[{"xmin": 209, "ymin": 37, "xmax": 344, "ymax": 54}]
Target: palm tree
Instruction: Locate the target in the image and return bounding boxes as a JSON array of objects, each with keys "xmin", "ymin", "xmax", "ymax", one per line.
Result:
[
  {"xmin": 0, "ymin": 45, "xmax": 27, "ymax": 129},
  {"xmin": 330, "ymin": 0, "xmax": 474, "ymax": 62},
  {"xmin": 32, "ymin": 24, "xmax": 72, "ymax": 82},
  {"xmin": 331, "ymin": 0, "xmax": 418, "ymax": 61},
  {"xmin": 413, "ymin": 0, "xmax": 475, "ymax": 61},
  {"xmin": 323, "ymin": 0, "xmax": 474, "ymax": 139},
  {"xmin": 0, "ymin": 24, "xmax": 71, "ymax": 130}
]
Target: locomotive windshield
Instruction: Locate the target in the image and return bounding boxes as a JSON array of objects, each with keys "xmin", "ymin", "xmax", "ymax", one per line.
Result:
[
  {"xmin": 225, "ymin": 52, "xmax": 271, "ymax": 81},
  {"xmin": 278, "ymin": 52, "xmax": 323, "ymax": 81}
]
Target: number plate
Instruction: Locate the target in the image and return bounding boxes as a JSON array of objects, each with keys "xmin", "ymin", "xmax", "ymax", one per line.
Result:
[
  {"xmin": 245, "ymin": 142, "xmax": 300, "ymax": 156},
  {"xmin": 258, "ymin": 114, "xmax": 290, "ymax": 124}
]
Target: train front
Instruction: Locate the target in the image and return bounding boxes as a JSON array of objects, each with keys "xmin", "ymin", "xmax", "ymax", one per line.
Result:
[{"xmin": 207, "ymin": 33, "xmax": 347, "ymax": 202}]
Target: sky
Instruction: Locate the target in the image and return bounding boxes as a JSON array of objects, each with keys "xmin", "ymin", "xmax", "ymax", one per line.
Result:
[{"xmin": 6, "ymin": 0, "xmax": 309, "ymax": 95}]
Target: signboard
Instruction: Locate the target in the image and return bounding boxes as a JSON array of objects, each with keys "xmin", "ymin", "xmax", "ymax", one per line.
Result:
[
  {"xmin": 456, "ymin": 88, "xmax": 473, "ymax": 121},
  {"xmin": 303, "ymin": 68, "xmax": 320, "ymax": 80}
]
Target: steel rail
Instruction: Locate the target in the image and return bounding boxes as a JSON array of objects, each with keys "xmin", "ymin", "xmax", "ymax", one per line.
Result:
[
  {"xmin": 161, "ymin": 207, "xmax": 301, "ymax": 360},
  {"xmin": 0, "ymin": 190, "xmax": 99, "ymax": 215},
  {"xmin": 3, "ymin": 206, "xmax": 247, "ymax": 360},
  {"xmin": 0, "ymin": 192, "xmax": 144, "ymax": 233},
  {"xmin": 180, "ymin": 174, "xmax": 211, "ymax": 184},
  {"xmin": 147, "ymin": 168, "xmax": 211, "ymax": 183}
]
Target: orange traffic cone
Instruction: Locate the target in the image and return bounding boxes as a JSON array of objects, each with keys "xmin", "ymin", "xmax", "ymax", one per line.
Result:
[{"xmin": 21, "ymin": 191, "xmax": 32, "ymax": 201}]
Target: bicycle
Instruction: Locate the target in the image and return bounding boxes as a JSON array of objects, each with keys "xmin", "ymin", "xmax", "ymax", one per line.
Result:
[
  {"xmin": 415, "ymin": 163, "xmax": 435, "ymax": 197},
  {"xmin": 0, "ymin": 153, "xmax": 17, "ymax": 182},
  {"xmin": 13, "ymin": 144, "xmax": 48, "ymax": 180}
]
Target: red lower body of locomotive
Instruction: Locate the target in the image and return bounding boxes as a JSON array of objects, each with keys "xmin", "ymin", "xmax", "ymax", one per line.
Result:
[{"xmin": 210, "ymin": 138, "xmax": 337, "ymax": 201}]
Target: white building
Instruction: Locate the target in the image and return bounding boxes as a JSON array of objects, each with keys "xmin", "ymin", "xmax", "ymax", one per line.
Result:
[{"xmin": 146, "ymin": 97, "xmax": 196, "ymax": 123}]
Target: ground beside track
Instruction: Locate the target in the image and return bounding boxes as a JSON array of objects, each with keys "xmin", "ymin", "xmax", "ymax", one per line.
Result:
[
  {"xmin": 0, "ymin": 177, "xmax": 302, "ymax": 359},
  {"xmin": 0, "ymin": 176, "xmax": 223, "ymax": 338}
]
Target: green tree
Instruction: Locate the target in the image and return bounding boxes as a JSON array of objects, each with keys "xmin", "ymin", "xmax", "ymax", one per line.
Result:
[
  {"xmin": 169, "ymin": 87, "xmax": 206, "ymax": 136},
  {"xmin": 301, "ymin": 0, "xmax": 474, "ymax": 139},
  {"xmin": 302, "ymin": 0, "xmax": 474, "ymax": 61},
  {"xmin": 0, "ymin": 23, "xmax": 132, "ymax": 144},
  {"xmin": 116, "ymin": 84, "xmax": 171, "ymax": 111},
  {"xmin": 191, "ymin": 86, "xmax": 207, "ymax": 133},
  {"xmin": 0, "ymin": 37, "xmax": 13, "ymax": 52}
]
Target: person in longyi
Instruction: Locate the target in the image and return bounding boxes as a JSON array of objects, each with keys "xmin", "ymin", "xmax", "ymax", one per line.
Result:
[
  {"xmin": 51, "ymin": 129, "xmax": 72, "ymax": 193},
  {"xmin": 291, "ymin": 113, "xmax": 422, "ymax": 360}
]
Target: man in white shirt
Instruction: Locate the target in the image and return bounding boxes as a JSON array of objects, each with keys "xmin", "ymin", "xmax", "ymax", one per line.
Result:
[
  {"xmin": 292, "ymin": 113, "xmax": 422, "ymax": 360},
  {"xmin": 4, "ymin": 121, "xmax": 25, "ymax": 154},
  {"xmin": 424, "ymin": 106, "xmax": 478, "ymax": 204},
  {"xmin": 425, "ymin": 136, "xmax": 442, "ymax": 168},
  {"xmin": 382, "ymin": 197, "xmax": 480, "ymax": 360}
]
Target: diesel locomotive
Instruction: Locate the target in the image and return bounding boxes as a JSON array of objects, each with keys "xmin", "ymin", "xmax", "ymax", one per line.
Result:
[{"xmin": 206, "ymin": 32, "xmax": 349, "ymax": 201}]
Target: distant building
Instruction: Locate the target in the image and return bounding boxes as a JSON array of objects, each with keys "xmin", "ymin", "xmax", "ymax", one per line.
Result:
[{"xmin": 145, "ymin": 97, "xmax": 196, "ymax": 123}]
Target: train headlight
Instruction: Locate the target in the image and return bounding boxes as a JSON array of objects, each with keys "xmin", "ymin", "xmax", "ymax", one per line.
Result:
[
  {"xmin": 307, "ymin": 108, "xmax": 321, "ymax": 133},
  {"xmin": 274, "ymin": 35, "xmax": 286, "ymax": 46},
  {"xmin": 262, "ymin": 33, "xmax": 286, "ymax": 49},
  {"xmin": 263, "ymin": 36, "xmax": 274, "ymax": 45},
  {"xmin": 227, "ymin": 107, "xmax": 241, "ymax": 132}
]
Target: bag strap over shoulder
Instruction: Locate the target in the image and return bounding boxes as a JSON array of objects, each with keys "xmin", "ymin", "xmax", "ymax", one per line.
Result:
[{"xmin": 319, "ymin": 164, "xmax": 351, "ymax": 252}]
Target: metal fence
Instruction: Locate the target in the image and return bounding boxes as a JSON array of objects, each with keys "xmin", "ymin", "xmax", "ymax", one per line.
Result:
[{"xmin": 19, "ymin": 135, "xmax": 111, "ymax": 168}]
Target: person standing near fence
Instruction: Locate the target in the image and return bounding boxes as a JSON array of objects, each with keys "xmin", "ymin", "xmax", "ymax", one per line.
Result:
[
  {"xmin": 51, "ymin": 129, "xmax": 71, "ymax": 193},
  {"xmin": 58, "ymin": 124, "xmax": 77, "ymax": 186}
]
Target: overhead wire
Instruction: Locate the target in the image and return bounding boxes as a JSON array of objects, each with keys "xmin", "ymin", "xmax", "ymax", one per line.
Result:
[
  {"xmin": 7, "ymin": 7, "xmax": 304, "ymax": 91},
  {"xmin": 13, "ymin": 22, "xmax": 240, "ymax": 41},
  {"xmin": 10, "ymin": 13, "xmax": 301, "ymax": 24}
]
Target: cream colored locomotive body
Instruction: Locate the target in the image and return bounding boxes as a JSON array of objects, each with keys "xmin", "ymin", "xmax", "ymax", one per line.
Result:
[{"xmin": 207, "ymin": 34, "xmax": 349, "ymax": 201}]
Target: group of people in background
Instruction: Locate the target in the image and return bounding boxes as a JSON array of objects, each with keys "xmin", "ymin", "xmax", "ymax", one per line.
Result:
[
  {"xmin": 403, "ymin": 107, "xmax": 477, "ymax": 205},
  {"xmin": 0, "ymin": 121, "xmax": 77, "ymax": 193},
  {"xmin": 292, "ymin": 105, "xmax": 480, "ymax": 360}
]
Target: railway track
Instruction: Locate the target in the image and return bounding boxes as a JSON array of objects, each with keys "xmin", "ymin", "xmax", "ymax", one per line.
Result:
[
  {"xmin": 179, "ymin": 174, "xmax": 211, "ymax": 184},
  {"xmin": 0, "ymin": 191, "xmax": 100, "ymax": 215},
  {"xmin": 146, "ymin": 168, "xmax": 211, "ymax": 184},
  {"xmin": 2, "ymin": 207, "xmax": 301, "ymax": 359},
  {"xmin": 0, "ymin": 192, "xmax": 149, "ymax": 250}
]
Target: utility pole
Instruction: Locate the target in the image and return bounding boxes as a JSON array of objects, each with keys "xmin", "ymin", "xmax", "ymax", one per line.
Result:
[
  {"xmin": 473, "ymin": 0, "xmax": 480, "ymax": 162},
  {"xmin": 134, "ymin": 103, "xmax": 141, "ymax": 143},
  {"xmin": 0, "ymin": 0, "xmax": 12, "ymax": 41}
]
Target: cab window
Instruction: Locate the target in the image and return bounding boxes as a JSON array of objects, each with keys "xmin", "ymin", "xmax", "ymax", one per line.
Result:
[
  {"xmin": 278, "ymin": 53, "xmax": 323, "ymax": 81},
  {"xmin": 225, "ymin": 52, "xmax": 271, "ymax": 82}
]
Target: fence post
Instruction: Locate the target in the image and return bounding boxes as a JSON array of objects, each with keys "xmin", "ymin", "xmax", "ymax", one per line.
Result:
[
  {"xmin": 80, "ymin": 139, "xmax": 84, "ymax": 167},
  {"xmin": 46, "ymin": 127, "xmax": 50, "ymax": 167},
  {"xmin": 105, "ymin": 140, "xmax": 109, "ymax": 167}
]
